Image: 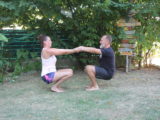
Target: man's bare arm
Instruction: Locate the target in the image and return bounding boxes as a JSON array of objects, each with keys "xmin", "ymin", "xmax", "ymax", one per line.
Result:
[{"xmin": 79, "ymin": 46, "xmax": 102, "ymax": 54}]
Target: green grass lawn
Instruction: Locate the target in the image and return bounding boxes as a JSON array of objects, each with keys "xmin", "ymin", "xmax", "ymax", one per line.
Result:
[{"xmin": 0, "ymin": 69, "xmax": 160, "ymax": 120}]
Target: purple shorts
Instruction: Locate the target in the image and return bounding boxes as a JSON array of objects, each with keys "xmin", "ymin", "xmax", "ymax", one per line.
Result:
[{"xmin": 41, "ymin": 72, "xmax": 55, "ymax": 84}]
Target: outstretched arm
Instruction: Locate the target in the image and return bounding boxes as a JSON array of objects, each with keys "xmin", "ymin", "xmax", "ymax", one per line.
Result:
[
  {"xmin": 46, "ymin": 48, "xmax": 78, "ymax": 56},
  {"xmin": 77, "ymin": 46, "xmax": 102, "ymax": 54}
]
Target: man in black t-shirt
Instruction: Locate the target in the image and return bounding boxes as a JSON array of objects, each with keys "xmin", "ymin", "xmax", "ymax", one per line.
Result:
[{"xmin": 76, "ymin": 35, "xmax": 115, "ymax": 91}]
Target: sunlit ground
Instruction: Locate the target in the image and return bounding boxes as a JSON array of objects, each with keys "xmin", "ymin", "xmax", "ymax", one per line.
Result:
[
  {"xmin": 151, "ymin": 43, "xmax": 160, "ymax": 66},
  {"xmin": 151, "ymin": 57, "xmax": 160, "ymax": 66}
]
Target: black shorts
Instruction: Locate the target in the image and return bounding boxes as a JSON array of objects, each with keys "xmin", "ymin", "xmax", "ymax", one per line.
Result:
[{"xmin": 95, "ymin": 66, "xmax": 113, "ymax": 80}]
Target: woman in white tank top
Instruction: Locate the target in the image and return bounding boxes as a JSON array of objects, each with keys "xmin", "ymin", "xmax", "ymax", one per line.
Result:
[{"xmin": 38, "ymin": 34, "xmax": 78, "ymax": 92}]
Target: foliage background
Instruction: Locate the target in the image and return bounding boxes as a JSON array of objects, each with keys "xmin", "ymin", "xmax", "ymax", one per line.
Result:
[{"xmin": 0, "ymin": 0, "xmax": 160, "ymax": 80}]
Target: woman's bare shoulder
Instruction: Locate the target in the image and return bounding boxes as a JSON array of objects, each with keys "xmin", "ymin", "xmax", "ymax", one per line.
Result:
[{"xmin": 44, "ymin": 48, "xmax": 58, "ymax": 55}]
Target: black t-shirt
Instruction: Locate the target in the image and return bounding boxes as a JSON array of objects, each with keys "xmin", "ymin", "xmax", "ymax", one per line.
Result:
[{"xmin": 99, "ymin": 47, "xmax": 115, "ymax": 75}]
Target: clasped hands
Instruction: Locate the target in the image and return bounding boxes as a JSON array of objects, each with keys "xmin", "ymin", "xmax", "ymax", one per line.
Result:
[{"xmin": 73, "ymin": 46, "xmax": 86, "ymax": 53}]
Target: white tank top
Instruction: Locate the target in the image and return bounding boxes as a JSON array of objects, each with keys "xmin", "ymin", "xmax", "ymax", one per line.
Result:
[{"xmin": 41, "ymin": 49, "xmax": 57, "ymax": 76}]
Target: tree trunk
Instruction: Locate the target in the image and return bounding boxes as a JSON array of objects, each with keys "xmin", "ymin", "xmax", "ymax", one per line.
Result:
[
  {"xmin": 138, "ymin": 45, "xmax": 143, "ymax": 69},
  {"xmin": 145, "ymin": 49, "xmax": 151, "ymax": 67}
]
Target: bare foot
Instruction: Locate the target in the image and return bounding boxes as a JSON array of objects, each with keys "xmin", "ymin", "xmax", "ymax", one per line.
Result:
[
  {"xmin": 85, "ymin": 86, "xmax": 91, "ymax": 89},
  {"xmin": 86, "ymin": 86, "xmax": 99, "ymax": 91},
  {"xmin": 85, "ymin": 84, "xmax": 95, "ymax": 89},
  {"xmin": 51, "ymin": 86, "xmax": 64, "ymax": 92},
  {"xmin": 57, "ymin": 87, "xmax": 64, "ymax": 91}
]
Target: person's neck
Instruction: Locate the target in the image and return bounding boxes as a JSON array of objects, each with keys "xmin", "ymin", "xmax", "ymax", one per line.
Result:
[
  {"xmin": 43, "ymin": 46, "xmax": 50, "ymax": 49},
  {"xmin": 105, "ymin": 44, "xmax": 110, "ymax": 48}
]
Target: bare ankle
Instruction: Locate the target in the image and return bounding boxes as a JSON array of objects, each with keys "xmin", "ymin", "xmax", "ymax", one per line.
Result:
[{"xmin": 51, "ymin": 86, "xmax": 64, "ymax": 92}]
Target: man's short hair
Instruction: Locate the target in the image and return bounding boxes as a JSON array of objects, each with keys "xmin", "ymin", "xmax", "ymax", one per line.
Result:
[{"xmin": 104, "ymin": 35, "xmax": 112, "ymax": 43}]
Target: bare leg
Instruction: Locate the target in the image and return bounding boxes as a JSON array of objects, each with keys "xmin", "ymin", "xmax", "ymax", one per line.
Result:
[
  {"xmin": 84, "ymin": 65, "xmax": 99, "ymax": 91},
  {"xmin": 51, "ymin": 69, "xmax": 73, "ymax": 92}
]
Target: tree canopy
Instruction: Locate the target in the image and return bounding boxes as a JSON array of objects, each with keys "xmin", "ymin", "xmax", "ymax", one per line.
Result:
[{"xmin": 0, "ymin": 0, "xmax": 160, "ymax": 67}]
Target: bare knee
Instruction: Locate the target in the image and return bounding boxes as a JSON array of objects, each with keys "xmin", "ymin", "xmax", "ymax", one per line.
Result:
[
  {"xmin": 66, "ymin": 69, "xmax": 73, "ymax": 77},
  {"xmin": 85, "ymin": 65, "xmax": 94, "ymax": 73}
]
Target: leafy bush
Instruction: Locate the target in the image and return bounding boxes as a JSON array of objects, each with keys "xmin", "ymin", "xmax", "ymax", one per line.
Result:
[
  {"xmin": 0, "ymin": 49, "xmax": 41, "ymax": 83},
  {"xmin": 0, "ymin": 0, "xmax": 160, "ymax": 68}
]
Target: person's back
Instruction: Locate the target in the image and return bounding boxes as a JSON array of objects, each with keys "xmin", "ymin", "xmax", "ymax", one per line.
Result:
[
  {"xmin": 38, "ymin": 34, "xmax": 77, "ymax": 92},
  {"xmin": 75, "ymin": 35, "xmax": 115, "ymax": 91},
  {"xmin": 41, "ymin": 48, "xmax": 57, "ymax": 76},
  {"xmin": 99, "ymin": 47, "xmax": 115, "ymax": 77}
]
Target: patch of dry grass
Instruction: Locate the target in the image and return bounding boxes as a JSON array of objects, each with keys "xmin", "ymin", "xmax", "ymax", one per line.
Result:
[{"xmin": 0, "ymin": 69, "xmax": 160, "ymax": 120}]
